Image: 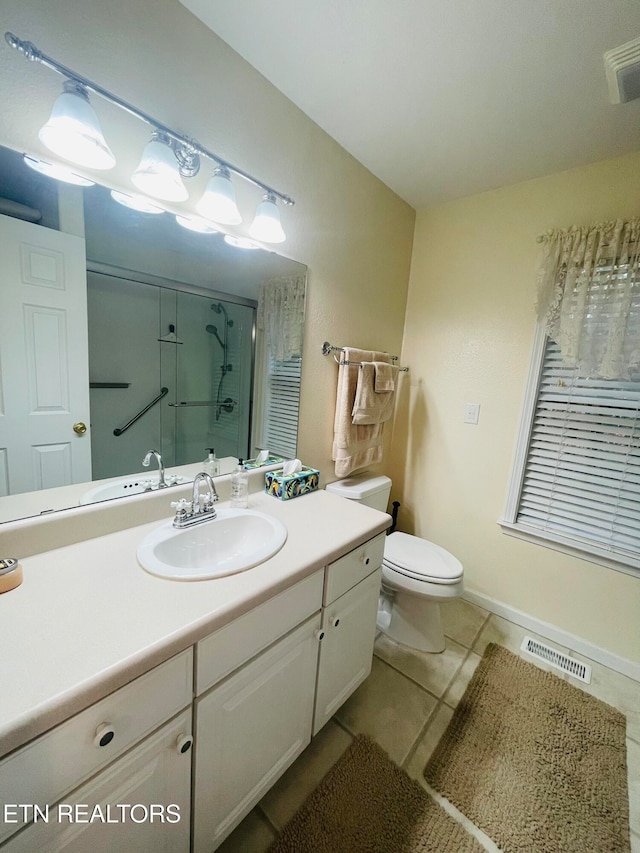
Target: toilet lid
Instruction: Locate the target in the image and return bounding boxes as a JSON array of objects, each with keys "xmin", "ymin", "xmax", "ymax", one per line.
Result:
[{"xmin": 383, "ymin": 532, "xmax": 463, "ymax": 584}]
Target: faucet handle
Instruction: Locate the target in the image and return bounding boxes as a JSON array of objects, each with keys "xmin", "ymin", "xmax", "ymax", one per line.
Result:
[{"xmin": 171, "ymin": 499, "xmax": 192, "ymax": 514}]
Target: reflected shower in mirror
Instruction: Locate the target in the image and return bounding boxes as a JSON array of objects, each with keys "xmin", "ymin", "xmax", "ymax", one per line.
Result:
[{"xmin": 0, "ymin": 144, "xmax": 306, "ymax": 523}]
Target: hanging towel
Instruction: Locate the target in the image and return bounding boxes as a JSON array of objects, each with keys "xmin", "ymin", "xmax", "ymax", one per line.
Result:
[
  {"xmin": 373, "ymin": 361, "xmax": 396, "ymax": 392},
  {"xmin": 332, "ymin": 348, "xmax": 389, "ymax": 477},
  {"xmin": 352, "ymin": 362, "xmax": 396, "ymax": 424}
]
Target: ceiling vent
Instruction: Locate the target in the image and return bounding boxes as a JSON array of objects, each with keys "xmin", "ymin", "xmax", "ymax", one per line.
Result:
[{"xmin": 604, "ymin": 37, "xmax": 640, "ymax": 104}]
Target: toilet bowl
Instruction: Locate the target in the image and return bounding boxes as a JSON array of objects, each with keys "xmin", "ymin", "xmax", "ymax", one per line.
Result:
[{"xmin": 325, "ymin": 473, "xmax": 464, "ymax": 653}]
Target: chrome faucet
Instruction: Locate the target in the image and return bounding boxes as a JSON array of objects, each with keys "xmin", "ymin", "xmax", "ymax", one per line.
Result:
[
  {"xmin": 142, "ymin": 449, "xmax": 167, "ymax": 489},
  {"xmin": 171, "ymin": 472, "xmax": 219, "ymax": 528}
]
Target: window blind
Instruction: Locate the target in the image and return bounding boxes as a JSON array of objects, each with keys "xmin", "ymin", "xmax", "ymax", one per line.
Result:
[
  {"xmin": 262, "ymin": 357, "xmax": 302, "ymax": 459},
  {"xmin": 517, "ymin": 339, "xmax": 640, "ymax": 562}
]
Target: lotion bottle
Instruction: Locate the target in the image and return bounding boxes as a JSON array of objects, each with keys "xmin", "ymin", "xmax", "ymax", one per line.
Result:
[
  {"xmin": 230, "ymin": 458, "xmax": 249, "ymax": 508},
  {"xmin": 203, "ymin": 448, "xmax": 219, "ymax": 477}
]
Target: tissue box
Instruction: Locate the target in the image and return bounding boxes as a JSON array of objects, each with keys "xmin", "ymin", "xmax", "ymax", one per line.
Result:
[
  {"xmin": 265, "ymin": 466, "xmax": 320, "ymax": 500},
  {"xmin": 243, "ymin": 454, "xmax": 285, "ymax": 469}
]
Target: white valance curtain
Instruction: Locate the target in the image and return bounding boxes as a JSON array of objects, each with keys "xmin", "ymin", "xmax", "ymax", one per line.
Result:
[
  {"xmin": 257, "ymin": 274, "xmax": 306, "ymax": 361},
  {"xmin": 536, "ymin": 218, "xmax": 640, "ymax": 380}
]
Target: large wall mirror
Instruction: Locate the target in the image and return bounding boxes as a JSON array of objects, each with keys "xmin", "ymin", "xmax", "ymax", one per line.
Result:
[{"xmin": 0, "ymin": 144, "xmax": 307, "ymax": 523}]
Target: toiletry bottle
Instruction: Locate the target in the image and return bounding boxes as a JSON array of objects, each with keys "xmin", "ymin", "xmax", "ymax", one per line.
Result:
[
  {"xmin": 203, "ymin": 448, "xmax": 219, "ymax": 477},
  {"xmin": 230, "ymin": 458, "xmax": 249, "ymax": 508}
]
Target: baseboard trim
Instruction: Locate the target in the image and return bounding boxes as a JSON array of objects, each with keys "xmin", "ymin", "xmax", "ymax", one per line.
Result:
[{"xmin": 462, "ymin": 589, "xmax": 640, "ymax": 684}]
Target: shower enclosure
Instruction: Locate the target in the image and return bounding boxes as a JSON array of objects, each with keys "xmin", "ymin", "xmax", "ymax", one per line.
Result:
[{"xmin": 87, "ymin": 267, "xmax": 255, "ymax": 480}]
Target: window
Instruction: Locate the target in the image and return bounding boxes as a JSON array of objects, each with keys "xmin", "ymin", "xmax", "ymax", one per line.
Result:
[
  {"xmin": 502, "ymin": 330, "xmax": 640, "ymax": 573},
  {"xmin": 253, "ymin": 273, "xmax": 305, "ymax": 460},
  {"xmin": 261, "ymin": 354, "xmax": 302, "ymax": 459},
  {"xmin": 502, "ymin": 220, "xmax": 640, "ymax": 575}
]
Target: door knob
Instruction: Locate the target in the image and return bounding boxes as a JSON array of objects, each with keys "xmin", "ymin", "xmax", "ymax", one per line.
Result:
[{"xmin": 73, "ymin": 422, "xmax": 87, "ymax": 435}]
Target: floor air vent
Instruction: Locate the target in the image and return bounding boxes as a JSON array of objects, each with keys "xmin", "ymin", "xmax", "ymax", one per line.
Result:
[{"xmin": 520, "ymin": 636, "xmax": 592, "ymax": 684}]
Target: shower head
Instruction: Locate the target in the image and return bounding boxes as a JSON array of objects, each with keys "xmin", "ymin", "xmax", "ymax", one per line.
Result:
[
  {"xmin": 205, "ymin": 324, "xmax": 225, "ymax": 349},
  {"xmin": 211, "ymin": 301, "xmax": 231, "ymax": 326}
]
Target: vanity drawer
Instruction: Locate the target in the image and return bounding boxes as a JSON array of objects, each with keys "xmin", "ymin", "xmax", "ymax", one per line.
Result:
[
  {"xmin": 323, "ymin": 532, "xmax": 386, "ymax": 605},
  {"xmin": 0, "ymin": 648, "xmax": 193, "ymax": 844},
  {"xmin": 196, "ymin": 569, "xmax": 323, "ymax": 695}
]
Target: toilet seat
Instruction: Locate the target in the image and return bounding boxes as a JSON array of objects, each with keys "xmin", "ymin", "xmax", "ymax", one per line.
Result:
[{"xmin": 383, "ymin": 532, "xmax": 463, "ymax": 585}]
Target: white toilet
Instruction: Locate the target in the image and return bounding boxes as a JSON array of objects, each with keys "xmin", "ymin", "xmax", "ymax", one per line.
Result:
[{"xmin": 325, "ymin": 473, "xmax": 464, "ymax": 653}]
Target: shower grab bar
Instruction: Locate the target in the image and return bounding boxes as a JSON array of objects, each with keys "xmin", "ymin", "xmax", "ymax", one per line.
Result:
[
  {"xmin": 113, "ymin": 387, "xmax": 169, "ymax": 436},
  {"xmin": 168, "ymin": 400, "xmax": 216, "ymax": 407}
]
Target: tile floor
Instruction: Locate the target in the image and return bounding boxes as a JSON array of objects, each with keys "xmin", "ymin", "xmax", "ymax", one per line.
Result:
[{"xmin": 218, "ymin": 599, "xmax": 640, "ymax": 853}]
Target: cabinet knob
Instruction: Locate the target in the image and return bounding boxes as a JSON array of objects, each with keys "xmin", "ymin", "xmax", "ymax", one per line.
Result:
[
  {"xmin": 94, "ymin": 723, "xmax": 115, "ymax": 748},
  {"xmin": 314, "ymin": 628, "xmax": 325, "ymax": 641},
  {"xmin": 176, "ymin": 734, "xmax": 194, "ymax": 754},
  {"xmin": 329, "ymin": 615, "xmax": 340, "ymax": 628},
  {"xmin": 362, "ymin": 554, "xmax": 370, "ymax": 566}
]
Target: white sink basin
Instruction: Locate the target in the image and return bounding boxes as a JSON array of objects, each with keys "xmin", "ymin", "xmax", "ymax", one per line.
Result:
[
  {"xmin": 137, "ymin": 509, "xmax": 288, "ymax": 581},
  {"xmin": 80, "ymin": 476, "xmax": 157, "ymax": 505},
  {"xmin": 80, "ymin": 475, "xmax": 185, "ymax": 505}
]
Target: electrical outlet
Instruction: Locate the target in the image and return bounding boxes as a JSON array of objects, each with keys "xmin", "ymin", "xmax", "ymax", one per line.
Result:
[{"xmin": 464, "ymin": 402, "xmax": 480, "ymax": 425}]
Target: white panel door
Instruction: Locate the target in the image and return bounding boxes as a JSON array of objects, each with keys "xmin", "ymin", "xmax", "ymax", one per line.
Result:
[
  {"xmin": 193, "ymin": 615, "xmax": 321, "ymax": 852},
  {"xmin": 313, "ymin": 567, "xmax": 382, "ymax": 735},
  {"xmin": 0, "ymin": 213, "xmax": 91, "ymax": 495}
]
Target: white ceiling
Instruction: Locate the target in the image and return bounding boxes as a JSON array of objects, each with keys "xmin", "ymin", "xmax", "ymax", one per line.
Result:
[{"xmin": 179, "ymin": 0, "xmax": 640, "ymax": 209}]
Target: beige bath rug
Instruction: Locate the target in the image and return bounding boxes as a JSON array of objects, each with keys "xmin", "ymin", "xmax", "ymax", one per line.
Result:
[
  {"xmin": 425, "ymin": 643, "xmax": 630, "ymax": 853},
  {"xmin": 268, "ymin": 734, "xmax": 485, "ymax": 853}
]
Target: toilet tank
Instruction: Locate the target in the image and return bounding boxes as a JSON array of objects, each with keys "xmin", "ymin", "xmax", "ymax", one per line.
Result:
[{"xmin": 325, "ymin": 473, "xmax": 392, "ymax": 512}]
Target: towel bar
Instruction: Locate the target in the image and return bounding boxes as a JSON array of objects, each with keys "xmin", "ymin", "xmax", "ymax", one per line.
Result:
[{"xmin": 321, "ymin": 341, "xmax": 409, "ymax": 372}]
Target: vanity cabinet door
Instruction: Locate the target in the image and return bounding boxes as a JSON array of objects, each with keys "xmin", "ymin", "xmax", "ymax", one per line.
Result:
[
  {"xmin": 313, "ymin": 567, "xmax": 381, "ymax": 735},
  {"xmin": 2, "ymin": 710, "xmax": 192, "ymax": 853},
  {"xmin": 193, "ymin": 615, "xmax": 321, "ymax": 853}
]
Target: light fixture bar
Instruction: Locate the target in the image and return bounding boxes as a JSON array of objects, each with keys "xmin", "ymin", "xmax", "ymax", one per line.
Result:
[{"xmin": 5, "ymin": 31, "xmax": 295, "ymax": 208}]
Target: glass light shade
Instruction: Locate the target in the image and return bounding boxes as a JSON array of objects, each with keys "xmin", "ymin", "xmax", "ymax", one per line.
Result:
[
  {"xmin": 195, "ymin": 167, "xmax": 242, "ymax": 225},
  {"xmin": 110, "ymin": 190, "xmax": 165, "ymax": 214},
  {"xmin": 131, "ymin": 134, "xmax": 188, "ymax": 202},
  {"xmin": 175, "ymin": 215, "xmax": 218, "ymax": 234},
  {"xmin": 38, "ymin": 84, "xmax": 115, "ymax": 170},
  {"xmin": 23, "ymin": 155, "xmax": 95, "ymax": 186},
  {"xmin": 249, "ymin": 192, "xmax": 286, "ymax": 243},
  {"xmin": 223, "ymin": 234, "xmax": 260, "ymax": 250}
]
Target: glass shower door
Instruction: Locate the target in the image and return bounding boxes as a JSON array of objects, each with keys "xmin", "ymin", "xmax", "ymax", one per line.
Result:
[{"xmin": 171, "ymin": 292, "xmax": 254, "ymax": 465}]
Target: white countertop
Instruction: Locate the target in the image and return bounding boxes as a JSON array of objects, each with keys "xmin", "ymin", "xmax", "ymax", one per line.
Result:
[{"xmin": 0, "ymin": 489, "xmax": 390, "ymax": 758}]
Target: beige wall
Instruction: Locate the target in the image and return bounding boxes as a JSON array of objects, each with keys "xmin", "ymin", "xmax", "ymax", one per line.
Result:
[
  {"xmin": 392, "ymin": 150, "xmax": 640, "ymax": 663},
  {"xmin": 0, "ymin": 0, "xmax": 415, "ymax": 479},
  {"xmin": 3, "ymin": 0, "xmax": 637, "ymax": 662}
]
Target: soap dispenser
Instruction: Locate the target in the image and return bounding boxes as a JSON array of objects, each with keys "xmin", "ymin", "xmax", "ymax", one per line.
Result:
[
  {"xmin": 230, "ymin": 458, "xmax": 249, "ymax": 508},
  {"xmin": 203, "ymin": 448, "xmax": 219, "ymax": 477}
]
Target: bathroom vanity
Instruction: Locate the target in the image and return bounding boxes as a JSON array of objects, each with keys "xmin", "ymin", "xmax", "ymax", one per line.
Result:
[{"xmin": 0, "ymin": 486, "xmax": 389, "ymax": 851}]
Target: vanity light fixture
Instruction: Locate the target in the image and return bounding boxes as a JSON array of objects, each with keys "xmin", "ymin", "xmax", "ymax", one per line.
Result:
[
  {"xmin": 195, "ymin": 166, "xmax": 242, "ymax": 225},
  {"xmin": 175, "ymin": 214, "xmax": 218, "ymax": 234},
  {"xmin": 223, "ymin": 234, "xmax": 261, "ymax": 250},
  {"xmin": 249, "ymin": 192, "xmax": 286, "ymax": 244},
  {"xmin": 38, "ymin": 80, "xmax": 116, "ymax": 170},
  {"xmin": 6, "ymin": 32, "xmax": 295, "ymax": 243},
  {"xmin": 131, "ymin": 131, "xmax": 189, "ymax": 202},
  {"xmin": 110, "ymin": 189, "xmax": 165, "ymax": 214},
  {"xmin": 23, "ymin": 154, "xmax": 96, "ymax": 186}
]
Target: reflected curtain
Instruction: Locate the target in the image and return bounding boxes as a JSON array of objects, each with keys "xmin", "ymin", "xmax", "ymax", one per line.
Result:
[
  {"xmin": 258, "ymin": 274, "xmax": 306, "ymax": 361},
  {"xmin": 536, "ymin": 218, "xmax": 640, "ymax": 379}
]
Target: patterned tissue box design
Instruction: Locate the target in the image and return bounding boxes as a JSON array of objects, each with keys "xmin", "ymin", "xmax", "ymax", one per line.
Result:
[
  {"xmin": 265, "ymin": 467, "xmax": 320, "ymax": 500},
  {"xmin": 243, "ymin": 455, "xmax": 285, "ymax": 469}
]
